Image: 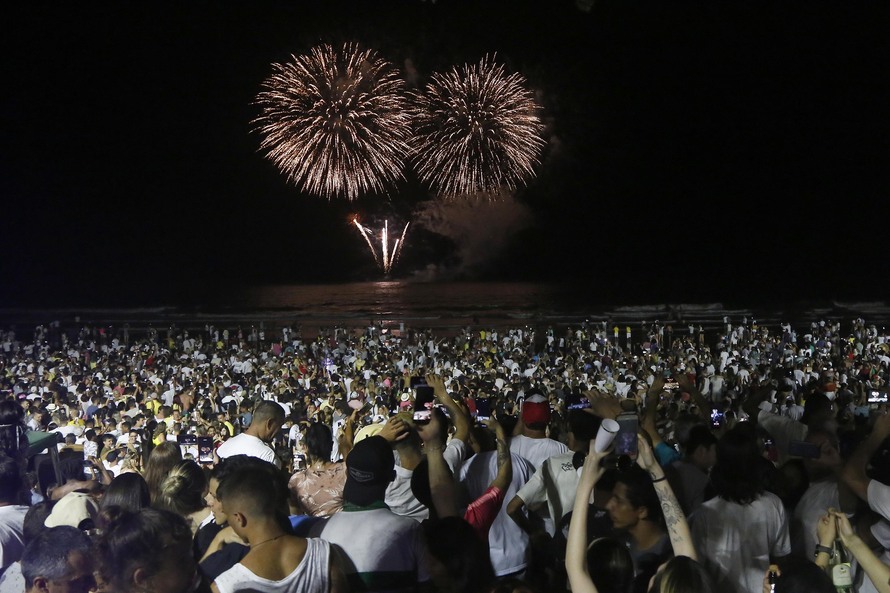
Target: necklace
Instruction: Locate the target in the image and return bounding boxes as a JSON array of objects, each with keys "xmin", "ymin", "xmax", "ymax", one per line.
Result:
[{"xmin": 251, "ymin": 534, "xmax": 285, "ymax": 549}]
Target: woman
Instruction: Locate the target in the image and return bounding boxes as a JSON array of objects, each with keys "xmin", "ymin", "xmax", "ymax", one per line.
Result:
[
  {"xmin": 153, "ymin": 459, "xmax": 211, "ymax": 534},
  {"xmin": 100, "ymin": 473, "xmax": 151, "ymax": 515},
  {"xmin": 287, "ymin": 422, "xmax": 346, "ymax": 517},
  {"xmin": 143, "ymin": 441, "xmax": 182, "ymax": 504},
  {"xmin": 95, "ymin": 506, "xmax": 204, "ymax": 593}
]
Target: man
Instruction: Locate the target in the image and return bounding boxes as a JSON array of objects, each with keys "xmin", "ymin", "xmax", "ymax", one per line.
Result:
[
  {"xmin": 212, "ymin": 465, "xmax": 347, "ymax": 593},
  {"xmin": 507, "ymin": 410, "xmax": 601, "ymax": 537},
  {"xmin": 668, "ymin": 424, "xmax": 717, "ymax": 516},
  {"xmin": 509, "ymin": 392, "xmax": 568, "ymax": 470},
  {"xmin": 0, "ymin": 455, "xmax": 27, "ymax": 578},
  {"xmin": 21, "ymin": 526, "xmax": 94, "ymax": 593},
  {"xmin": 459, "ymin": 424, "xmax": 535, "ymax": 578},
  {"xmin": 217, "ymin": 400, "xmax": 285, "ymax": 467},
  {"xmin": 310, "ymin": 435, "xmax": 431, "ymax": 593}
]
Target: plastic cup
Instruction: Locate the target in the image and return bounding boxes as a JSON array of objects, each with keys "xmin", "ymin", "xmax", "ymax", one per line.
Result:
[{"xmin": 595, "ymin": 418, "xmax": 620, "ymax": 453}]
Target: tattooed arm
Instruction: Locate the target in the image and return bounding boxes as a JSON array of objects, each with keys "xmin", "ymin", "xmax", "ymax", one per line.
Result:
[
  {"xmin": 636, "ymin": 434, "xmax": 697, "ymax": 560},
  {"xmin": 489, "ymin": 418, "xmax": 513, "ymax": 492}
]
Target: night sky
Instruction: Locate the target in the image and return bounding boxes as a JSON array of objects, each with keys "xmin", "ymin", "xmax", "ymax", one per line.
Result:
[{"xmin": 3, "ymin": 1, "xmax": 889, "ymax": 307}]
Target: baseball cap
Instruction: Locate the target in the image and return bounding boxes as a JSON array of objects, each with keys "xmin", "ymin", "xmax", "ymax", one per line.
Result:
[
  {"xmin": 45, "ymin": 492, "xmax": 99, "ymax": 529},
  {"xmin": 343, "ymin": 436, "xmax": 395, "ymax": 507},
  {"xmin": 522, "ymin": 394, "xmax": 551, "ymax": 427}
]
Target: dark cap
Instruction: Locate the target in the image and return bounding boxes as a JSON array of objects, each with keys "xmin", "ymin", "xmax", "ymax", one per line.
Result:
[{"xmin": 343, "ymin": 435, "xmax": 395, "ymax": 507}]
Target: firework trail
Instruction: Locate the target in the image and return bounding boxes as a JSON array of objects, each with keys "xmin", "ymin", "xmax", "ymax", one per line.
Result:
[
  {"xmin": 352, "ymin": 218, "xmax": 410, "ymax": 274},
  {"xmin": 254, "ymin": 43, "xmax": 412, "ymax": 200},
  {"xmin": 409, "ymin": 55, "xmax": 545, "ymax": 198}
]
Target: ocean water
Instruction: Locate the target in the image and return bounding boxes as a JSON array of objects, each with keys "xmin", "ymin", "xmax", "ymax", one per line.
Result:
[{"xmin": 0, "ymin": 281, "xmax": 888, "ymax": 336}]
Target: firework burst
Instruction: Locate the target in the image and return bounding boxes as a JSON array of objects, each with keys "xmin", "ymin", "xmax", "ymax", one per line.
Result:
[
  {"xmin": 254, "ymin": 43, "xmax": 412, "ymax": 200},
  {"xmin": 409, "ymin": 55, "xmax": 545, "ymax": 198},
  {"xmin": 352, "ymin": 217, "xmax": 409, "ymax": 275}
]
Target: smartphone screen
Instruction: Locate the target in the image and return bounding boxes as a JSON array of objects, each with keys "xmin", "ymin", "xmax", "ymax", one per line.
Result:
[
  {"xmin": 198, "ymin": 436, "xmax": 214, "ymax": 464},
  {"xmin": 566, "ymin": 394, "xmax": 591, "ymax": 410},
  {"xmin": 615, "ymin": 413, "xmax": 638, "ymax": 456},
  {"xmin": 410, "ymin": 376, "xmax": 428, "ymax": 389},
  {"xmin": 710, "ymin": 408, "xmax": 725, "ymax": 428},
  {"xmin": 178, "ymin": 434, "xmax": 198, "ymax": 460},
  {"xmin": 413, "ymin": 385, "xmax": 436, "ymax": 423},
  {"xmin": 788, "ymin": 439, "xmax": 821, "ymax": 459},
  {"xmin": 476, "ymin": 398, "xmax": 491, "ymax": 421}
]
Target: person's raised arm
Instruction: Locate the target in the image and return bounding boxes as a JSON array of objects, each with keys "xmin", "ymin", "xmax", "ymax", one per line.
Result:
[
  {"xmin": 641, "ymin": 375, "xmax": 666, "ymax": 448},
  {"xmin": 566, "ymin": 440, "xmax": 610, "ymax": 593},
  {"xmin": 426, "ymin": 373, "xmax": 470, "ymax": 443},
  {"xmin": 636, "ymin": 434, "xmax": 697, "ymax": 560},
  {"xmin": 417, "ymin": 409, "xmax": 458, "ymax": 518},
  {"xmin": 833, "ymin": 510, "xmax": 890, "ymax": 593},
  {"xmin": 842, "ymin": 411, "xmax": 890, "ymax": 501},
  {"xmin": 487, "ymin": 417, "xmax": 512, "ymax": 492}
]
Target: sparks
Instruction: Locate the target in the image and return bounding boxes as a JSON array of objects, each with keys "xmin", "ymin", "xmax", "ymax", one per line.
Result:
[
  {"xmin": 352, "ymin": 218, "xmax": 410, "ymax": 275},
  {"xmin": 254, "ymin": 43, "xmax": 411, "ymax": 200},
  {"xmin": 409, "ymin": 55, "xmax": 545, "ymax": 198}
]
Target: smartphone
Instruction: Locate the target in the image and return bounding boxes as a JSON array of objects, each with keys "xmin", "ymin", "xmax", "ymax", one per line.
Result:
[
  {"xmin": 476, "ymin": 398, "xmax": 492, "ymax": 421},
  {"xmin": 869, "ymin": 390, "xmax": 889, "ymax": 403},
  {"xmin": 566, "ymin": 393, "xmax": 591, "ymax": 410},
  {"xmin": 615, "ymin": 412, "xmax": 638, "ymax": 456},
  {"xmin": 413, "ymin": 385, "xmax": 436, "ymax": 423},
  {"xmin": 83, "ymin": 461, "xmax": 97, "ymax": 480},
  {"xmin": 178, "ymin": 434, "xmax": 198, "ymax": 459},
  {"xmin": 788, "ymin": 440, "xmax": 821, "ymax": 459},
  {"xmin": 410, "ymin": 376, "xmax": 428, "ymax": 388},
  {"xmin": 198, "ymin": 436, "xmax": 214, "ymax": 464},
  {"xmin": 710, "ymin": 408, "xmax": 725, "ymax": 429}
]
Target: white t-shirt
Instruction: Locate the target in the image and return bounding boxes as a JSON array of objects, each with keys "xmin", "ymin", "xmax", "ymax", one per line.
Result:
[
  {"xmin": 0, "ymin": 505, "xmax": 28, "ymax": 574},
  {"xmin": 458, "ymin": 451, "xmax": 535, "ymax": 576},
  {"xmin": 790, "ymin": 480, "xmax": 839, "ymax": 559},
  {"xmin": 691, "ymin": 492, "xmax": 791, "ymax": 593},
  {"xmin": 514, "ymin": 452, "xmax": 579, "ymax": 536},
  {"xmin": 509, "ymin": 434, "xmax": 569, "ymax": 471},
  {"xmin": 217, "ymin": 433, "xmax": 277, "ymax": 466},
  {"xmin": 386, "ymin": 439, "xmax": 470, "ymax": 521}
]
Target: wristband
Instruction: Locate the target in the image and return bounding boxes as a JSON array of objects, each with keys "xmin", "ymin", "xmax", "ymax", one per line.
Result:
[{"xmin": 814, "ymin": 544, "xmax": 834, "ymax": 559}]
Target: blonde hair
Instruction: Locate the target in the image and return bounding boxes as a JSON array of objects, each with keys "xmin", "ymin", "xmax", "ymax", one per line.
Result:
[{"xmin": 153, "ymin": 459, "xmax": 207, "ymax": 517}]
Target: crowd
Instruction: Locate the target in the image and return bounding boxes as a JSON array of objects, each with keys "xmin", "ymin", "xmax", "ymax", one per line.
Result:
[{"xmin": 0, "ymin": 315, "xmax": 890, "ymax": 593}]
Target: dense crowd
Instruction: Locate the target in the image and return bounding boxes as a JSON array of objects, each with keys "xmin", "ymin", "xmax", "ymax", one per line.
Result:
[{"xmin": 1, "ymin": 315, "xmax": 890, "ymax": 593}]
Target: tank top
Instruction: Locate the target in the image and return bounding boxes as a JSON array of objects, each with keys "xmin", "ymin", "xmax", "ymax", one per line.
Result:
[{"xmin": 213, "ymin": 537, "xmax": 331, "ymax": 593}]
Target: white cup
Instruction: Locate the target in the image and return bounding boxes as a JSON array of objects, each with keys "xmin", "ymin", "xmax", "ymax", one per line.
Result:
[{"xmin": 595, "ymin": 418, "xmax": 620, "ymax": 453}]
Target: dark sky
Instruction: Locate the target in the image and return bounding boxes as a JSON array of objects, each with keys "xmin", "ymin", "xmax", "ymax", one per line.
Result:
[{"xmin": 2, "ymin": 0, "xmax": 888, "ymax": 307}]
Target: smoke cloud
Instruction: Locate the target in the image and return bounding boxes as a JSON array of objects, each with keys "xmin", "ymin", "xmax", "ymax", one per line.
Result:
[{"xmin": 412, "ymin": 193, "xmax": 533, "ymax": 278}]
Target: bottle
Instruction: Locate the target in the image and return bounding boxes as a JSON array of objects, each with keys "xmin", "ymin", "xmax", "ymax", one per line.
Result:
[{"xmin": 831, "ymin": 537, "xmax": 853, "ymax": 593}]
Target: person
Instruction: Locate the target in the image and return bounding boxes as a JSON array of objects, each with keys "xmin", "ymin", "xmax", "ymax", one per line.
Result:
[
  {"xmin": 142, "ymin": 441, "xmax": 183, "ymax": 504},
  {"xmin": 217, "ymin": 401, "xmax": 285, "ymax": 467},
  {"xmin": 21, "ymin": 526, "xmax": 94, "ymax": 593},
  {"xmin": 100, "ymin": 472, "xmax": 151, "ymax": 515},
  {"xmin": 153, "ymin": 459, "xmax": 211, "ymax": 535},
  {"xmin": 288, "ymin": 422, "xmax": 347, "ymax": 517},
  {"xmin": 667, "ymin": 424, "xmax": 717, "ymax": 516},
  {"xmin": 507, "ymin": 410, "xmax": 601, "ymax": 538},
  {"xmin": 788, "ymin": 428, "xmax": 844, "ymax": 559},
  {"xmin": 0, "ymin": 401, "xmax": 28, "ymax": 465},
  {"xmin": 761, "ymin": 556, "xmax": 835, "ymax": 593},
  {"xmin": 212, "ymin": 465, "xmax": 347, "ymax": 593},
  {"xmin": 0, "ymin": 454, "xmax": 28, "ymax": 579},
  {"xmin": 509, "ymin": 392, "xmax": 569, "ymax": 470},
  {"xmin": 94, "ymin": 506, "xmax": 204, "ymax": 593},
  {"xmin": 691, "ymin": 425, "xmax": 791, "ymax": 593},
  {"xmin": 568, "ymin": 435, "xmax": 711, "ymax": 593},
  {"xmin": 310, "ymin": 435, "xmax": 431, "ymax": 593},
  {"xmin": 459, "ymin": 422, "xmax": 535, "ymax": 578}
]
